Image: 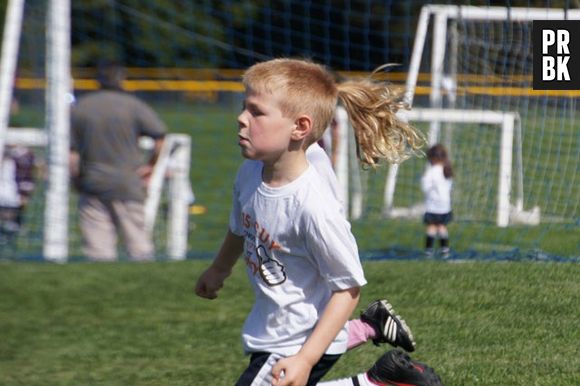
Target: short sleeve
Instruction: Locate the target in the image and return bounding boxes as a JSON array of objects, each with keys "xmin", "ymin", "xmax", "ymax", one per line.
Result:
[
  {"xmin": 304, "ymin": 208, "xmax": 366, "ymax": 291},
  {"xmin": 134, "ymin": 99, "xmax": 167, "ymax": 139},
  {"xmin": 229, "ymin": 175, "xmax": 243, "ymax": 236},
  {"xmin": 228, "ymin": 161, "xmax": 262, "ymax": 237}
]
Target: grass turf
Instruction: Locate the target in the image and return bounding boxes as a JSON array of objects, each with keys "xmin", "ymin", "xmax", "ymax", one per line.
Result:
[{"xmin": 0, "ymin": 259, "xmax": 578, "ymax": 385}]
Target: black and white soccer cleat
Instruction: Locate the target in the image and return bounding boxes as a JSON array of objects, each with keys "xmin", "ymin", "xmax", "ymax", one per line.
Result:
[{"xmin": 360, "ymin": 299, "xmax": 416, "ymax": 352}]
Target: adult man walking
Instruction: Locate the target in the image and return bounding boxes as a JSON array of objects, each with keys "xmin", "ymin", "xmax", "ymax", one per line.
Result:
[{"xmin": 70, "ymin": 62, "xmax": 166, "ymax": 261}]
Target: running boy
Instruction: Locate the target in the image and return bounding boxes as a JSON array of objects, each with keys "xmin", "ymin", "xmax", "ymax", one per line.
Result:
[{"xmin": 195, "ymin": 58, "xmax": 423, "ymax": 386}]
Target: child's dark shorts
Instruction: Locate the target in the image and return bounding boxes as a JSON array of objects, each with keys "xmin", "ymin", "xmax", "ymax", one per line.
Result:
[{"xmin": 423, "ymin": 211, "xmax": 453, "ymax": 225}]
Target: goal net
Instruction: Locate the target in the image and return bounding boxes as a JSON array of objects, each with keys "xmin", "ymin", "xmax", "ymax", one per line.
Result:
[{"xmin": 382, "ymin": 5, "xmax": 578, "ymax": 229}]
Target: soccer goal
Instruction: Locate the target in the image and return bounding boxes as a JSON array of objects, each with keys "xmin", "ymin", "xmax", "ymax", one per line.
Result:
[
  {"xmin": 380, "ymin": 5, "xmax": 579, "ymax": 227},
  {"xmin": 4, "ymin": 127, "xmax": 192, "ymax": 261},
  {"xmin": 1, "ymin": 0, "xmax": 192, "ymax": 261}
]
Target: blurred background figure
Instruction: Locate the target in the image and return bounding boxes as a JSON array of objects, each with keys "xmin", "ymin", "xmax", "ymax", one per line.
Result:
[
  {"xmin": 69, "ymin": 61, "xmax": 167, "ymax": 261},
  {"xmin": 421, "ymin": 144, "xmax": 454, "ymax": 258},
  {"xmin": 0, "ymin": 144, "xmax": 36, "ymax": 246},
  {"xmin": 0, "ymin": 98, "xmax": 36, "ymax": 247}
]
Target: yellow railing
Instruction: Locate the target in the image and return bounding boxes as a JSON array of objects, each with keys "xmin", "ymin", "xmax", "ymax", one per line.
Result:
[{"xmin": 13, "ymin": 69, "xmax": 580, "ymax": 97}]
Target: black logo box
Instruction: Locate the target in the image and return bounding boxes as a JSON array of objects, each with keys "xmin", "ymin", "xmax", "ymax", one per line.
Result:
[{"xmin": 533, "ymin": 20, "xmax": 580, "ymax": 90}]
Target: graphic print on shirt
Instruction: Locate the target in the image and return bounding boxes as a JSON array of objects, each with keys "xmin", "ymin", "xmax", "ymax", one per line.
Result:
[
  {"xmin": 241, "ymin": 211, "xmax": 287, "ymax": 286},
  {"xmin": 256, "ymin": 245, "xmax": 286, "ymax": 286}
]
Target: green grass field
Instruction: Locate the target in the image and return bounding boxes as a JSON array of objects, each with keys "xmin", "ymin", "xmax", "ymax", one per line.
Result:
[
  {"xmin": 3, "ymin": 101, "xmax": 579, "ymax": 385},
  {"xmin": 0, "ymin": 259, "xmax": 578, "ymax": 385}
]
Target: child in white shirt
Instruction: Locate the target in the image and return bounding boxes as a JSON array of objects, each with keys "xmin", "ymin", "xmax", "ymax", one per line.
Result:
[
  {"xmin": 195, "ymin": 58, "xmax": 427, "ymax": 386},
  {"xmin": 421, "ymin": 144, "xmax": 454, "ymax": 258}
]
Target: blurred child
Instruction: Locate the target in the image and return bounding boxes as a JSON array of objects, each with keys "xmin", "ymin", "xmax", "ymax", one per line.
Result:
[
  {"xmin": 195, "ymin": 58, "xmax": 425, "ymax": 386},
  {"xmin": 421, "ymin": 144, "xmax": 454, "ymax": 258},
  {"xmin": 0, "ymin": 145, "xmax": 36, "ymax": 244}
]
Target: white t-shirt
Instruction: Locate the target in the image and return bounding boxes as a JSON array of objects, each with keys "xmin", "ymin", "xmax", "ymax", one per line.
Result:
[
  {"xmin": 421, "ymin": 163, "xmax": 453, "ymax": 214},
  {"xmin": 229, "ymin": 160, "xmax": 366, "ymax": 356},
  {"xmin": 0, "ymin": 157, "xmax": 20, "ymax": 208},
  {"xmin": 305, "ymin": 143, "xmax": 345, "ymax": 215}
]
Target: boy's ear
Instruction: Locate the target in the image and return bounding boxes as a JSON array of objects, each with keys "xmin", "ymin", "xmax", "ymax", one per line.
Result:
[{"xmin": 291, "ymin": 116, "xmax": 312, "ymax": 141}]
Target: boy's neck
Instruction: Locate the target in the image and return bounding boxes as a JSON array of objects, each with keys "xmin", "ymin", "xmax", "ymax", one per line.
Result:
[{"xmin": 261, "ymin": 150, "xmax": 309, "ymax": 188}]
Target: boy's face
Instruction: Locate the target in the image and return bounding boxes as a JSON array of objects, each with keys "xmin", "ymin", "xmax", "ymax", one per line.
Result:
[{"xmin": 237, "ymin": 89, "xmax": 296, "ymax": 161}]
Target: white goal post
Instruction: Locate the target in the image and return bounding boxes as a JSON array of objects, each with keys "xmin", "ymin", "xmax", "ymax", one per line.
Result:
[
  {"xmin": 0, "ymin": 0, "xmax": 25, "ymax": 164},
  {"xmin": 143, "ymin": 134, "xmax": 192, "ymax": 260},
  {"xmin": 382, "ymin": 5, "xmax": 575, "ymax": 227},
  {"xmin": 0, "ymin": 0, "xmax": 72, "ymax": 261},
  {"xmin": 44, "ymin": 0, "xmax": 72, "ymax": 261},
  {"xmin": 0, "ymin": 0, "xmax": 71, "ymax": 261}
]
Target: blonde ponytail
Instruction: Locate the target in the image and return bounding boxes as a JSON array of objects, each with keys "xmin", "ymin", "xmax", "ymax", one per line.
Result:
[{"xmin": 337, "ymin": 79, "xmax": 424, "ymax": 167}]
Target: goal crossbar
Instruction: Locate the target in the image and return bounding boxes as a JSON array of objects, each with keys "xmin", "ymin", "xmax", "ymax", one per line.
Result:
[
  {"xmin": 422, "ymin": 4, "xmax": 580, "ymax": 20},
  {"xmin": 405, "ymin": 5, "xmax": 580, "ymax": 107}
]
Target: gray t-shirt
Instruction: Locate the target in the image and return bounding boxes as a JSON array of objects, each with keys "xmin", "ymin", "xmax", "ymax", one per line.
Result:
[{"xmin": 71, "ymin": 90, "xmax": 166, "ymax": 201}]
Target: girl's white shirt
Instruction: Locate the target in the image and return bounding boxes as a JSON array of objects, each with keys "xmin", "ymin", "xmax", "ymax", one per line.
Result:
[
  {"xmin": 0, "ymin": 157, "xmax": 21, "ymax": 207},
  {"xmin": 421, "ymin": 163, "xmax": 453, "ymax": 214},
  {"xmin": 229, "ymin": 150, "xmax": 366, "ymax": 357}
]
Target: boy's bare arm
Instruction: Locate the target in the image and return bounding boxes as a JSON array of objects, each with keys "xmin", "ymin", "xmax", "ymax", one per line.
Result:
[
  {"xmin": 195, "ymin": 230, "xmax": 244, "ymax": 299},
  {"xmin": 272, "ymin": 287, "xmax": 361, "ymax": 386}
]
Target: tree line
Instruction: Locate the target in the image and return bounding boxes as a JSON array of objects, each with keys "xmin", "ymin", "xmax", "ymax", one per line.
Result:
[{"xmin": 1, "ymin": 0, "xmax": 578, "ymax": 71}]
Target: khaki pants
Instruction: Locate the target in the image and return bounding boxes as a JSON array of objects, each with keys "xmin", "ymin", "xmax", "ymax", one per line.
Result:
[{"xmin": 79, "ymin": 195, "xmax": 154, "ymax": 261}]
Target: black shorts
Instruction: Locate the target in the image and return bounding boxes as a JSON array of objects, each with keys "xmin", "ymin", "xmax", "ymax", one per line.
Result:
[
  {"xmin": 235, "ymin": 351, "xmax": 341, "ymax": 386},
  {"xmin": 423, "ymin": 211, "xmax": 453, "ymax": 225}
]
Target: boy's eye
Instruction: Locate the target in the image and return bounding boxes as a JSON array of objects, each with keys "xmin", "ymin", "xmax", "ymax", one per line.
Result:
[
  {"xmin": 247, "ymin": 105, "xmax": 263, "ymax": 116},
  {"xmin": 241, "ymin": 101, "xmax": 262, "ymax": 116}
]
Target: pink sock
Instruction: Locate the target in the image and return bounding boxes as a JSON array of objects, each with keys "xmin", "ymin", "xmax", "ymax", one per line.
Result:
[{"xmin": 347, "ymin": 319, "xmax": 376, "ymax": 350}]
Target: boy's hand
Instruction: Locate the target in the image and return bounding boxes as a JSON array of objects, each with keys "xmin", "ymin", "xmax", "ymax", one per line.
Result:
[
  {"xmin": 271, "ymin": 354, "xmax": 313, "ymax": 386},
  {"xmin": 195, "ymin": 230, "xmax": 243, "ymax": 299},
  {"xmin": 194, "ymin": 266, "xmax": 231, "ymax": 299}
]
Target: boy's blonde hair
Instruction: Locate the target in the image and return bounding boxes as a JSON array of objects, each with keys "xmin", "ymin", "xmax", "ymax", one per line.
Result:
[{"xmin": 242, "ymin": 58, "xmax": 424, "ymax": 166}]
